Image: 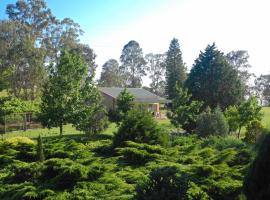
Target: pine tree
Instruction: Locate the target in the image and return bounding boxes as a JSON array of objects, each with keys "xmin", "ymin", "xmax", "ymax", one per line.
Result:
[
  {"xmin": 36, "ymin": 135, "xmax": 45, "ymax": 162},
  {"xmin": 185, "ymin": 43, "xmax": 244, "ymax": 110},
  {"xmin": 165, "ymin": 38, "xmax": 187, "ymax": 99}
]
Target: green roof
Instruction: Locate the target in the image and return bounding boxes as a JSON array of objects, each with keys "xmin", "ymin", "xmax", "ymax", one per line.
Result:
[{"xmin": 99, "ymin": 87, "xmax": 167, "ymax": 103}]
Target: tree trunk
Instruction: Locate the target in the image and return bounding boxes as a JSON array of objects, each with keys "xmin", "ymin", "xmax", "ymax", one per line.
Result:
[
  {"xmin": 237, "ymin": 127, "xmax": 242, "ymax": 139},
  {"xmin": 60, "ymin": 123, "xmax": 63, "ymax": 136}
]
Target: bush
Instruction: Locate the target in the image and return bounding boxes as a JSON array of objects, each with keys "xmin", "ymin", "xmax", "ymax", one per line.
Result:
[
  {"xmin": 244, "ymin": 120, "xmax": 263, "ymax": 144},
  {"xmin": 113, "ymin": 109, "xmax": 168, "ymax": 147},
  {"xmin": 11, "ymin": 162, "xmax": 43, "ymax": 183},
  {"xmin": 196, "ymin": 107, "xmax": 229, "ymax": 137},
  {"xmin": 135, "ymin": 166, "xmax": 189, "ymax": 200},
  {"xmin": 42, "ymin": 158, "xmax": 88, "ymax": 189}
]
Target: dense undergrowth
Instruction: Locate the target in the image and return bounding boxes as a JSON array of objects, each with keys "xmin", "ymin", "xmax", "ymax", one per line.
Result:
[{"xmin": 0, "ymin": 133, "xmax": 254, "ymax": 200}]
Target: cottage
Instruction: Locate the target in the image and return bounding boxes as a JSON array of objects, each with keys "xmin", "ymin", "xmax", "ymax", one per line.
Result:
[{"xmin": 99, "ymin": 87, "xmax": 167, "ymax": 117}]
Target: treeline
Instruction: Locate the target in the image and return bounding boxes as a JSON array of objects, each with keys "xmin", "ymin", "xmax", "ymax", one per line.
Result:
[{"xmin": 1, "ymin": 0, "xmax": 270, "ymax": 106}]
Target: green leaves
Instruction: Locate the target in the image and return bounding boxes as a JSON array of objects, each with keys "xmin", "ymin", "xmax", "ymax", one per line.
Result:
[{"xmin": 168, "ymin": 85, "xmax": 203, "ymax": 132}]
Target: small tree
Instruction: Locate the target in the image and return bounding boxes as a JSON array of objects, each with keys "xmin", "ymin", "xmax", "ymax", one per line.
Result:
[
  {"xmin": 72, "ymin": 77, "xmax": 108, "ymax": 136},
  {"xmin": 237, "ymin": 96, "xmax": 262, "ymax": 138},
  {"xmin": 225, "ymin": 97, "xmax": 262, "ymax": 138},
  {"xmin": 244, "ymin": 120, "xmax": 263, "ymax": 144},
  {"xmin": 196, "ymin": 107, "xmax": 229, "ymax": 137},
  {"xmin": 224, "ymin": 105, "xmax": 240, "ymax": 134},
  {"xmin": 168, "ymin": 85, "xmax": 203, "ymax": 133},
  {"xmin": 113, "ymin": 109, "xmax": 168, "ymax": 147},
  {"xmin": 36, "ymin": 135, "xmax": 45, "ymax": 162},
  {"xmin": 244, "ymin": 133, "xmax": 270, "ymax": 200},
  {"xmin": 39, "ymin": 50, "xmax": 88, "ymax": 135},
  {"xmin": 109, "ymin": 88, "xmax": 134, "ymax": 123}
]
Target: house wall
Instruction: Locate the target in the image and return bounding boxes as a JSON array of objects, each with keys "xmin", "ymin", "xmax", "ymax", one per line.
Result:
[{"xmin": 100, "ymin": 92, "xmax": 115, "ymax": 111}]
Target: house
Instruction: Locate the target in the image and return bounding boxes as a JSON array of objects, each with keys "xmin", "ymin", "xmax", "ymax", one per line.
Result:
[{"xmin": 99, "ymin": 87, "xmax": 167, "ymax": 117}]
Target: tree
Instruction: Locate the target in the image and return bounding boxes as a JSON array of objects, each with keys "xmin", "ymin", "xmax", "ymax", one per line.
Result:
[
  {"xmin": 225, "ymin": 96, "xmax": 262, "ymax": 138},
  {"xmin": 226, "ymin": 50, "xmax": 253, "ymax": 95},
  {"xmin": 185, "ymin": 43, "xmax": 244, "ymax": 110},
  {"xmin": 1, "ymin": 0, "xmax": 89, "ymax": 99},
  {"xmin": 168, "ymin": 85, "xmax": 203, "ymax": 133},
  {"xmin": 254, "ymin": 74, "xmax": 270, "ymax": 105},
  {"xmin": 236, "ymin": 96, "xmax": 262, "ymax": 138},
  {"xmin": 224, "ymin": 105, "xmax": 240, "ymax": 134},
  {"xmin": 244, "ymin": 134, "xmax": 270, "ymax": 200},
  {"xmin": 109, "ymin": 88, "xmax": 135, "ymax": 123},
  {"xmin": 72, "ymin": 77, "xmax": 108, "ymax": 136},
  {"xmin": 145, "ymin": 53, "xmax": 166, "ymax": 96},
  {"xmin": 98, "ymin": 59, "xmax": 124, "ymax": 87},
  {"xmin": 120, "ymin": 40, "xmax": 147, "ymax": 87},
  {"xmin": 113, "ymin": 109, "xmax": 168, "ymax": 147},
  {"xmin": 39, "ymin": 50, "xmax": 88, "ymax": 135},
  {"xmin": 196, "ymin": 107, "xmax": 229, "ymax": 137},
  {"xmin": 36, "ymin": 135, "xmax": 45, "ymax": 162},
  {"xmin": 165, "ymin": 38, "xmax": 187, "ymax": 99}
]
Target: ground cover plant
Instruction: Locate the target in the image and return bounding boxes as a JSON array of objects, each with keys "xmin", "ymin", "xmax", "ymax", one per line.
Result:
[{"xmin": 0, "ymin": 129, "xmax": 254, "ymax": 199}]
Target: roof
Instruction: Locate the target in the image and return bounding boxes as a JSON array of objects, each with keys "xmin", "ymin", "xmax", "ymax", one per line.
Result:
[{"xmin": 99, "ymin": 87, "xmax": 167, "ymax": 103}]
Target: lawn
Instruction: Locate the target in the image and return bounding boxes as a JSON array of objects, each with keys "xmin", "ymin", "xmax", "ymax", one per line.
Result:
[{"xmin": 2, "ymin": 107, "xmax": 269, "ymax": 139}]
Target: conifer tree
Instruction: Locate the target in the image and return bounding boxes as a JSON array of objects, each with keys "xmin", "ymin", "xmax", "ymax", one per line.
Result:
[
  {"xmin": 36, "ymin": 135, "xmax": 45, "ymax": 162},
  {"xmin": 185, "ymin": 43, "xmax": 244, "ymax": 110},
  {"xmin": 165, "ymin": 38, "xmax": 187, "ymax": 99}
]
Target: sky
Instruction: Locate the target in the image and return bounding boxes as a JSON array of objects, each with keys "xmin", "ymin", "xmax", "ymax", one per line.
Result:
[{"xmin": 1, "ymin": 0, "xmax": 270, "ymax": 85}]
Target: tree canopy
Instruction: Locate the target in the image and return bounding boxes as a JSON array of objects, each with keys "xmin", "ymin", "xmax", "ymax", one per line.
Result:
[{"xmin": 185, "ymin": 43, "xmax": 244, "ymax": 110}]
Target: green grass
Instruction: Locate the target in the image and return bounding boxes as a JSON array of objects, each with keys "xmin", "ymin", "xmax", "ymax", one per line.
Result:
[
  {"xmin": 262, "ymin": 107, "xmax": 270, "ymax": 128},
  {"xmin": 0, "ymin": 90, "xmax": 8, "ymax": 97},
  {"xmin": 2, "ymin": 107, "xmax": 269, "ymax": 140},
  {"xmin": 2, "ymin": 119, "xmax": 174, "ymax": 139}
]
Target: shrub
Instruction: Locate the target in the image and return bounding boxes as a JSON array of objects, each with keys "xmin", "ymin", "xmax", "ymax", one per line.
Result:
[
  {"xmin": 117, "ymin": 147, "xmax": 157, "ymax": 165},
  {"xmin": 135, "ymin": 166, "xmax": 189, "ymax": 200},
  {"xmin": 42, "ymin": 158, "xmax": 88, "ymax": 189},
  {"xmin": 11, "ymin": 162, "xmax": 43, "ymax": 183},
  {"xmin": 196, "ymin": 107, "xmax": 229, "ymax": 137},
  {"xmin": 113, "ymin": 109, "xmax": 168, "ymax": 147},
  {"xmin": 244, "ymin": 120, "xmax": 263, "ymax": 144},
  {"xmin": 244, "ymin": 133, "xmax": 270, "ymax": 200}
]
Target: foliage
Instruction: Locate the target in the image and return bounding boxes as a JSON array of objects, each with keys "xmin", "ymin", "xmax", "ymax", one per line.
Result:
[
  {"xmin": 145, "ymin": 53, "xmax": 166, "ymax": 96},
  {"xmin": 135, "ymin": 166, "xmax": 189, "ymax": 200},
  {"xmin": 1, "ymin": 0, "xmax": 93, "ymax": 100},
  {"xmin": 254, "ymin": 74, "xmax": 270, "ymax": 105},
  {"xmin": 113, "ymin": 109, "xmax": 168, "ymax": 147},
  {"xmin": 196, "ymin": 107, "xmax": 229, "ymax": 137},
  {"xmin": 225, "ymin": 105, "xmax": 240, "ymax": 133},
  {"xmin": 109, "ymin": 88, "xmax": 135, "ymax": 123},
  {"xmin": 244, "ymin": 133, "xmax": 270, "ymax": 200},
  {"xmin": 72, "ymin": 76, "xmax": 108, "ymax": 136},
  {"xmin": 39, "ymin": 50, "xmax": 88, "ymax": 135},
  {"xmin": 120, "ymin": 40, "xmax": 147, "ymax": 87},
  {"xmin": 0, "ymin": 131, "xmax": 253, "ymax": 199},
  {"xmin": 98, "ymin": 59, "xmax": 124, "ymax": 87},
  {"xmin": 36, "ymin": 135, "xmax": 45, "ymax": 162},
  {"xmin": 165, "ymin": 38, "xmax": 187, "ymax": 99},
  {"xmin": 185, "ymin": 43, "xmax": 244, "ymax": 110},
  {"xmin": 226, "ymin": 50, "xmax": 253, "ymax": 96},
  {"xmin": 244, "ymin": 120, "xmax": 263, "ymax": 144},
  {"xmin": 168, "ymin": 85, "xmax": 203, "ymax": 132}
]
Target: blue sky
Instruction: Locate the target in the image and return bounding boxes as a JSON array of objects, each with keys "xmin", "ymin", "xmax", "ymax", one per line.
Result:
[{"xmin": 1, "ymin": 0, "xmax": 270, "ymax": 85}]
